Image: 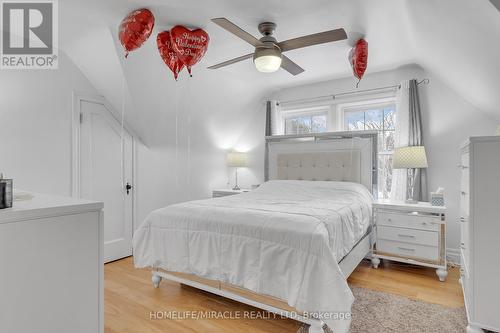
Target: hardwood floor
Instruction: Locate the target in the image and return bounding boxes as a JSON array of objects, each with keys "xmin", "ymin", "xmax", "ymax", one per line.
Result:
[{"xmin": 105, "ymin": 257, "xmax": 463, "ymax": 333}]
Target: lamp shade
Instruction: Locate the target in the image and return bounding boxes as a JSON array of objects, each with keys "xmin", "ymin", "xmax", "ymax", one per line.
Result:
[
  {"xmin": 253, "ymin": 47, "xmax": 282, "ymax": 73},
  {"xmin": 393, "ymin": 146, "xmax": 428, "ymax": 169},
  {"xmin": 226, "ymin": 152, "xmax": 247, "ymax": 167}
]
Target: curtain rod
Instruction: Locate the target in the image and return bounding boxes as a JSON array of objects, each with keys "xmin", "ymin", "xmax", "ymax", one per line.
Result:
[{"xmin": 277, "ymin": 78, "xmax": 430, "ymax": 106}]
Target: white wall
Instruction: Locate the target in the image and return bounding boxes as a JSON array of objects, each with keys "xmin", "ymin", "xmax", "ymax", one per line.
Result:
[
  {"xmin": 267, "ymin": 64, "xmax": 498, "ymax": 254},
  {"xmin": 0, "ymin": 52, "xmax": 98, "ymax": 196}
]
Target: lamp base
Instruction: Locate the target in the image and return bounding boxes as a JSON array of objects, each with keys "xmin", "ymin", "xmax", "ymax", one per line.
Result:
[{"xmin": 232, "ymin": 185, "xmax": 241, "ymax": 191}]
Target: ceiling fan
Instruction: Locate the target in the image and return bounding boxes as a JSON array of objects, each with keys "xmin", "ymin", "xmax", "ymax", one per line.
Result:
[{"xmin": 208, "ymin": 18, "xmax": 347, "ymax": 75}]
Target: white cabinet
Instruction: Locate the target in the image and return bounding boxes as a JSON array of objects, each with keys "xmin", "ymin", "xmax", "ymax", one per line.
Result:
[
  {"xmin": 460, "ymin": 137, "xmax": 500, "ymax": 333},
  {"xmin": 371, "ymin": 200, "xmax": 447, "ymax": 281},
  {"xmin": 0, "ymin": 192, "xmax": 103, "ymax": 333}
]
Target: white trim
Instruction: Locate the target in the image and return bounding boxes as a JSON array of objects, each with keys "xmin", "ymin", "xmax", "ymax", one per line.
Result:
[
  {"xmin": 71, "ymin": 91, "xmax": 138, "ymax": 234},
  {"xmin": 446, "ymin": 247, "xmax": 460, "ymax": 265}
]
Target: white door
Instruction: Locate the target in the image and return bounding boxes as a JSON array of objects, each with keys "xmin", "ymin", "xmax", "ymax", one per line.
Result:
[{"xmin": 78, "ymin": 99, "xmax": 133, "ymax": 263}]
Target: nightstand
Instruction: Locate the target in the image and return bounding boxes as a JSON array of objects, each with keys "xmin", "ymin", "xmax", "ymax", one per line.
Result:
[
  {"xmin": 371, "ymin": 200, "xmax": 447, "ymax": 281},
  {"xmin": 212, "ymin": 189, "xmax": 250, "ymax": 198}
]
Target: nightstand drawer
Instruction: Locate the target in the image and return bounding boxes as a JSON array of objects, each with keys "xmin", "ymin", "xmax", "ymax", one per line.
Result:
[
  {"xmin": 377, "ymin": 240, "xmax": 439, "ymax": 261},
  {"xmin": 377, "ymin": 225, "xmax": 438, "ymax": 246},
  {"xmin": 376, "ymin": 211, "xmax": 440, "ymax": 231}
]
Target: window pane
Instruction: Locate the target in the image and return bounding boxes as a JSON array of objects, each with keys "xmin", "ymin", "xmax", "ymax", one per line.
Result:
[
  {"xmin": 285, "ymin": 118, "xmax": 298, "ymax": 134},
  {"xmin": 383, "ymin": 130, "xmax": 395, "ymax": 151},
  {"xmin": 378, "ymin": 154, "xmax": 393, "ymax": 199},
  {"xmin": 296, "ymin": 116, "xmax": 312, "ymax": 134},
  {"xmin": 364, "ymin": 109, "xmax": 383, "ymax": 130},
  {"xmin": 344, "ymin": 111, "xmax": 365, "ymax": 131},
  {"xmin": 311, "ymin": 115, "xmax": 327, "ymax": 133},
  {"xmin": 383, "ymin": 107, "xmax": 396, "ymax": 130}
]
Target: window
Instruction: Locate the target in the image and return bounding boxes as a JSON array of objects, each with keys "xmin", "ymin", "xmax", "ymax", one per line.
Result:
[
  {"xmin": 284, "ymin": 113, "xmax": 327, "ymax": 135},
  {"xmin": 343, "ymin": 103, "xmax": 396, "ymax": 199}
]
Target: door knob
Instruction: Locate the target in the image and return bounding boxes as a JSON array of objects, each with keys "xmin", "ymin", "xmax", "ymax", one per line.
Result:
[{"xmin": 125, "ymin": 182, "xmax": 133, "ymax": 195}]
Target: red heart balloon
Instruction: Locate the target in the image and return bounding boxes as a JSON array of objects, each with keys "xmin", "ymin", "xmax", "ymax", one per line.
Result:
[
  {"xmin": 170, "ymin": 25, "xmax": 210, "ymax": 76},
  {"xmin": 349, "ymin": 39, "xmax": 368, "ymax": 87},
  {"xmin": 157, "ymin": 31, "xmax": 185, "ymax": 80},
  {"xmin": 119, "ymin": 8, "xmax": 155, "ymax": 58}
]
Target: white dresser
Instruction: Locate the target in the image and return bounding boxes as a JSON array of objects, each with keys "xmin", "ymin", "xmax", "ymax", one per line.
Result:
[
  {"xmin": 0, "ymin": 192, "xmax": 104, "ymax": 333},
  {"xmin": 460, "ymin": 137, "xmax": 500, "ymax": 333}
]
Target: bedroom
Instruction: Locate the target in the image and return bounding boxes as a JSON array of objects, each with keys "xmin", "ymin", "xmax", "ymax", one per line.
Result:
[{"xmin": 0, "ymin": 0, "xmax": 499, "ymax": 332}]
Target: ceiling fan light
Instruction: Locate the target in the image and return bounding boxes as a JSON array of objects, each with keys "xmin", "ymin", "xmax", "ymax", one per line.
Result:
[{"xmin": 253, "ymin": 47, "xmax": 282, "ymax": 73}]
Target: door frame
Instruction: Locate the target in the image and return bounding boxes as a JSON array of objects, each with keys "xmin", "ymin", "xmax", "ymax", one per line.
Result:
[{"xmin": 71, "ymin": 91, "xmax": 138, "ymax": 238}]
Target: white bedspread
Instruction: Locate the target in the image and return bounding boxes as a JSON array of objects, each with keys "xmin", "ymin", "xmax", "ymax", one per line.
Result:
[{"xmin": 133, "ymin": 180, "xmax": 372, "ymax": 332}]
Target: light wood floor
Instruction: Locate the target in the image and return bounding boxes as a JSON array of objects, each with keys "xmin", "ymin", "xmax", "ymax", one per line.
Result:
[{"xmin": 105, "ymin": 257, "xmax": 463, "ymax": 333}]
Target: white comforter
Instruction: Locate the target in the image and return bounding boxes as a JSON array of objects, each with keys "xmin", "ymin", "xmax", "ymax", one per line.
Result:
[{"xmin": 133, "ymin": 180, "xmax": 372, "ymax": 332}]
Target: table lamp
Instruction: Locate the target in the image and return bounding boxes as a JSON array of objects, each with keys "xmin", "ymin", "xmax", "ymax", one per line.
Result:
[
  {"xmin": 393, "ymin": 146, "xmax": 428, "ymax": 204},
  {"xmin": 226, "ymin": 152, "xmax": 247, "ymax": 190}
]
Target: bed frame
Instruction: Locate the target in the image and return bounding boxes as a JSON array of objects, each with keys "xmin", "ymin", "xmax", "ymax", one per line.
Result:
[{"xmin": 151, "ymin": 131, "xmax": 378, "ymax": 333}]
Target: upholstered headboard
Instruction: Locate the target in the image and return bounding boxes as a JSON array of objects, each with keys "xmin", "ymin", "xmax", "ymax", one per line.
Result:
[{"xmin": 266, "ymin": 132, "xmax": 377, "ymax": 195}]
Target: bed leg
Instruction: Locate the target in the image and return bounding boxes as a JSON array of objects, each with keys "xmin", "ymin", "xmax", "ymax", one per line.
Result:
[
  {"xmin": 152, "ymin": 273, "xmax": 162, "ymax": 288},
  {"xmin": 307, "ymin": 321, "xmax": 327, "ymax": 333},
  {"xmin": 371, "ymin": 256, "xmax": 380, "ymax": 269}
]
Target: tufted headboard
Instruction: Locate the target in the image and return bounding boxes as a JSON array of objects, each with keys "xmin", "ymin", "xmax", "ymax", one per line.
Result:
[{"xmin": 266, "ymin": 133, "xmax": 377, "ymax": 195}]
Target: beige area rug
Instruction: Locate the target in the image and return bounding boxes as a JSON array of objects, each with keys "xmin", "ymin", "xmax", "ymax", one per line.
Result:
[
  {"xmin": 350, "ymin": 287, "xmax": 467, "ymax": 333},
  {"xmin": 300, "ymin": 287, "xmax": 468, "ymax": 333}
]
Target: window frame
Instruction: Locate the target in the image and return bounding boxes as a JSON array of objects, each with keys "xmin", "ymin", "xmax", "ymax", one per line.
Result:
[
  {"xmin": 281, "ymin": 105, "xmax": 332, "ymax": 135},
  {"xmin": 339, "ymin": 99, "xmax": 397, "ymax": 199}
]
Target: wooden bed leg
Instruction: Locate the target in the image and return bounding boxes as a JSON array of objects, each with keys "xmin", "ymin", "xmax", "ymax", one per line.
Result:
[
  {"xmin": 152, "ymin": 273, "xmax": 162, "ymax": 288},
  {"xmin": 371, "ymin": 256, "xmax": 380, "ymax": 269}
]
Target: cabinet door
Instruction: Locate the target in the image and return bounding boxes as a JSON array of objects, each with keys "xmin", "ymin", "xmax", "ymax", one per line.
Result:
[{"xmin": 0, "ymin": 212, "xmax": 101, "ymax": 333}]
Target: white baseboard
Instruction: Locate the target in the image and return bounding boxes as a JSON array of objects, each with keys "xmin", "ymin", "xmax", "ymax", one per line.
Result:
[{"xmin": 447, "ymin": 248, "xmax": 460, "ymax": 266}]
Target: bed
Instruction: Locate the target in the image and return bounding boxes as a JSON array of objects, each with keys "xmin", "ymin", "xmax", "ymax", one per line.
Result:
[{"xmin": 133, "ymin": 131, "xmax": 377, "ymax": 333}]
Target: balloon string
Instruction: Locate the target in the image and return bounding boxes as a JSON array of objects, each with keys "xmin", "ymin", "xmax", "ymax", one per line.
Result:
[
  {"xmin": 187, "ymin": 78, "xmax": 191, "ymax": 200},
  {"xmin": 120, "ymin": 61, "xmax": 126, "ymax": 195},
  {"xmin": 175, "ymin": 84, "xmax": 179, "ymax": 192},
  {"xmin": 356, "ymin": 79, "xmax": 360, "ymax": 88}
]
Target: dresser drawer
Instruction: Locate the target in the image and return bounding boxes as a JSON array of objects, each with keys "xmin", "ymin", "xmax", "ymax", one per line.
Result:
[
  {"xmin": 377, "ymin": 240, "xmax": 439, "ymax": 261},
  {"xmin": 376, "ymin": 211, "xmax": 440, "ymax": 231},
  {"xmin": 377, "ymin": 225, "xmax": 438, "ymax": 246}
]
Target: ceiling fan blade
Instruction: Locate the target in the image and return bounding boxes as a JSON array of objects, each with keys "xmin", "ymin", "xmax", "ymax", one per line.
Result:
[
  {"xmin": 278, "ymin": 28, "xmax": 347, "ymax": 52},
  {"xmin": 207, "ymin": 53, "xmax": 254, "ymax": 69},
  {"xmin": 281, "ymin": 55, "xmax": 304, "ymax": 76},
  {"xmin": 211, "ymin": 18, "xmax": 262, "ymax": 47}
]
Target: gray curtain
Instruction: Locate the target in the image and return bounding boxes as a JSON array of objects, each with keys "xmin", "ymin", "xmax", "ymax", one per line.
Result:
[
  {"xmin": 264, "ymin": 101, "xmax": 272, "ymax": 181},
  {"xmin": 408, "ymin": 79, "xmax": 428, "ymax": 201},
  {"xmin": 265, "ymin": 100, "xmax": 272, "ymax": 136}
]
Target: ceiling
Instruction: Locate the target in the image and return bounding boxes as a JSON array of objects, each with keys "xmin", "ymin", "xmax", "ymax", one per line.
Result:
[{"xmin": 59, "ymin": 0, "xmax": 500, "ymax": 146}]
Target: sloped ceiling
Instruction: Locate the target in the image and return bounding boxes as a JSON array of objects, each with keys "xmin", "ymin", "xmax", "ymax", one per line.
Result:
[{"xmin": 60, "ymin": 0, "xmax": 500, "ymax": 147}]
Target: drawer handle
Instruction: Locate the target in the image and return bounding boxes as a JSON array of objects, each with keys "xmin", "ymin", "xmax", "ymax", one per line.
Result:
[
  {"xmin": 460, "ymin": 217, "xmax": 467, "ymax": 223},
  {"xmin": 461, "ymin": 191, "xmax": 467, "ymax": 196},
  {"xmin": 397, "ymin": 247, "xmax": 415, "ymax": 252},
  {"xmin": 460, "ymin": 242, "xmax": 466, "ymax": 249},
  {"xmin": 397, "ymin": 234, "xmax": 416, "ymax": 238}
]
